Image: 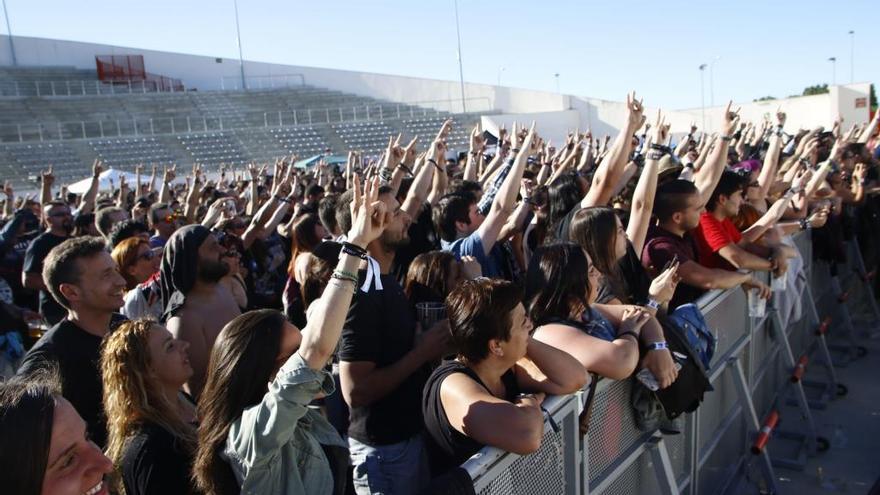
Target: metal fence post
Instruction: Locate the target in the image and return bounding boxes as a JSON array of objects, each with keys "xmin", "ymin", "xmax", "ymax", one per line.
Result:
[
  {"xmin": 65, "ymin": 80, "xmax": 71, "ymax": 96},
  {"xmin": 133, "ymin": 118, "xmax": 138, "ymax": 136},
  {"xmin": 116, "ymin": 120, "xmax": 120, "ymax": 137},
  {"xmin": 35, "ymin": 82, "xmax": 40, "ymax": 97},
  {"xmin": 170, "ymin": 119, "xmax": 175, "ymax": 134},
  {"xmin": 339, "ymin": 108, "xmax": 343, "ymax": 122},
  {"xmin": 264, "ymin": 113, "xmax": 268, "ymax": 127},
  {"xmin": 38, "ymin": 124, "xmax": 43, "ymax": 142},
  {"xmin": 325, "ymin": 108, "xmax": 330, "ymax": 123},
  {"xmin": 51, "ymin": 81, "xmax": 56, "ymax": 96},
  {"xmin": 308, "ymin": 109, "xmax": 312, "ymax": 125},
  {"xmin": 397, "ymin": 104, "xmax": 401, "ymax": 119},
  {"xmin": 81, "ymin": 122, "xmax": 86, "ymax": 139},
  {"xmin": 186, "ymin": 116, "xmax": 191, "ymax": 133},
  {"xmin": 99, "ymin": 121, "xmax": 104, "ymax": 138},
  {"xmin": 150, "ymin": 119, "xmax": 155, "ymax": 135}
]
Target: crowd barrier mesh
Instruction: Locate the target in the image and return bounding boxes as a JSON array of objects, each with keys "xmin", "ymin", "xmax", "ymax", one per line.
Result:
[{"xmin": 460, "ymin": 229, "xmax": 872, "ymax": 494}]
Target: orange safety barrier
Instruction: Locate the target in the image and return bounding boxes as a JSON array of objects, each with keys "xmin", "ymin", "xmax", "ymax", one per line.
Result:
[{"xmin": 751, "ymin": 410, "xmax": 780, "ymax": 454}]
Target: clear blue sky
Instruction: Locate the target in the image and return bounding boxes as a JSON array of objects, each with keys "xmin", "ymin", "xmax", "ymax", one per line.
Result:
[{"xmin": 3, "ymin": 0, "xmax": 877, "ymax": 109}]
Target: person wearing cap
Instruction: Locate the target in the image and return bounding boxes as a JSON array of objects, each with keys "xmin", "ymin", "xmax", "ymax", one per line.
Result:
[{"xmin": 161, "ymin": 224, "xmax": 240, "ymax": 399}]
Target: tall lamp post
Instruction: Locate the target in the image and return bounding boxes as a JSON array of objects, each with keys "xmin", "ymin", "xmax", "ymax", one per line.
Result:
[
  {"xmin": 828, "ymin": 57, "xmax": 837, "ymax": 86},
  {"xmin": 699, "ymin": 64, "xmax": 707, "ymax": 131},
  {"xmin": 453, "ymin": 0, "xmax": 467, "ymax": 113},
  {"xmin": 848, "ymin": 30, "xmax": 855, "ymax": 84},
  {"xmin": 497, "ymin": 66, "xmax": 505, "ymax": 87},
  {"xmin": 232, "ymin": 0, "xmax": 246, "ymax": 90},
  {"xmin": 710, "ymin": 56, "xmax": 720, "ymax": 106},
  {"xmin": 2, "ymin": 0, "xmax": 16, "ymax": 66}
]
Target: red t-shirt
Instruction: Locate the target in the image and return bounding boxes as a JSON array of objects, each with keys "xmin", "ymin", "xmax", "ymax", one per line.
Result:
[{"xmin": 692, "ymin": 212, "xmax": 742, "ymax": 270}]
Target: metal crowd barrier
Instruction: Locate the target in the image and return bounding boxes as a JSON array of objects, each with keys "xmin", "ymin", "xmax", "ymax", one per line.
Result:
[{"xmin": 460, "ymin": 229, "xmax": 871, "ymax": 494}]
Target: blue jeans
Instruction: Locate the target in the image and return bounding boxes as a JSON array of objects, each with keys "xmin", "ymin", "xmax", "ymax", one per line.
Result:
[{"xmin": 348, "ymin": 435, "xmax": 429, "ymax": 495}]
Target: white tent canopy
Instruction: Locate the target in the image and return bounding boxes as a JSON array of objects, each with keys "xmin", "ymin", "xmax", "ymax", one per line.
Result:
[{"xmin": 67, "ymin": 168, "xmax": 158, "ymax": 194}]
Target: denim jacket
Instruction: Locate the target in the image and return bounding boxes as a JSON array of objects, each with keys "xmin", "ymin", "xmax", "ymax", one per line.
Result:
[{"xmin": 223, "ymin": 352, "xmax": 348, "ymax": 494}]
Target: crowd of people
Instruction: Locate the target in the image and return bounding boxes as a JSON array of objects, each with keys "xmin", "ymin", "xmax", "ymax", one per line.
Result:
[{"xmin": 1, "ymin": 90, "xmax": 879, "ymax": 495}]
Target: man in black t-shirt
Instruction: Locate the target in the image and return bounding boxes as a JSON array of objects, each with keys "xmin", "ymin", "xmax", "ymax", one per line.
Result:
[
  {"xmin": 17, "ymin": 236, "xmax": 128, "ymax": 448},
  {"xmin": 22, "ymin": 201, "xmax": 74, "ymax": 325},
  {"xmin": 339, "ymin": 186, "xmax": 450, "ymax": 495}
]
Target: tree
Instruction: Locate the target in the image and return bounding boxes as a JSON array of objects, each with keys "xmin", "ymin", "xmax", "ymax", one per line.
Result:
[
  {"xmin": 871, "ymin": 84, "xmax": 877, "ymax": 111},
  {"xmin": 802, "ymin": 84, "xmax": 829, "ymax": 96}
]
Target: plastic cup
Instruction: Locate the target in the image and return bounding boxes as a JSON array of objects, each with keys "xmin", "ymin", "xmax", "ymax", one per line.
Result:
[
  {"xmin": 415, "ymin": 302, "xmax": 446, "ymax": 332},
  {"xmin": 771, "ymin": 274, "xmax": 787, "ymax": 292},
  {"xmin": 748, "ymin": 288, "xmax": 766, "ymax": 318}
]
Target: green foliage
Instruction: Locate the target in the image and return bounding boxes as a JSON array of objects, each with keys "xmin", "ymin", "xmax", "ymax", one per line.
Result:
[{"xmin": 802, "ymin": 84, "xmax": 829, "ymax": 96}]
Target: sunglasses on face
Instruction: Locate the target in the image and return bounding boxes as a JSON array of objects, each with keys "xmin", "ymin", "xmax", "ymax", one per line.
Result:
[{"xmin": 137, "ymin": 249, "xmax": 157, "ymax": 262}]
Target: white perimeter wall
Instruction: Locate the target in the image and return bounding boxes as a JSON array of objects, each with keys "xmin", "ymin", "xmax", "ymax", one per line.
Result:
[{"xmin": 0, "ymin": 36, "xmax": 871, "ymax": 142}]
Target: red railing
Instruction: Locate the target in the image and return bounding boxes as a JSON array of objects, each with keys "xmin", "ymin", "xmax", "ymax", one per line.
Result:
[{"xmin": 95, "ymin": 55, "xmax": 184, "ymax": 92}]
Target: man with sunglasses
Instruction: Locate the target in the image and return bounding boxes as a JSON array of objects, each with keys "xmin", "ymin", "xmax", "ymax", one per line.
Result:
[
  {"xmin": 22, "ymin": 201, "xmax": 74, "ymax": 325},
  {"xmin": 147, "ymin": 202, "xmax": 180, "ymax": 249}
]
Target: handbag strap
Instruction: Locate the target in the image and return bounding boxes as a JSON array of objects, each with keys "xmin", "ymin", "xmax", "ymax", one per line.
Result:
[{"xmin": 578, "ymin": 372, "xmax": 600, "ymax": 437}]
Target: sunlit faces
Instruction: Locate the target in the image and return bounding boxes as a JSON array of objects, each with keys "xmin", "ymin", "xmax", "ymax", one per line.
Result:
[
  {"xmin": 62, "ymin": 252, "xmax": 127, "ymax": 311},
  {"xmin": 466, "ymin": 202, "xmax": 486, "ymax": 234},
  {"xmin": 41, "ymin": 398, "xmax": 113, "ymax": 495},
  {"xmin": 497, "ymin": 303, "xmax": 533, "ymax": 363},
  {"xmin": 678, "ymin": 193, "xmax": 703, "ymax": 231},
  {"xmin": 196, "ymin": 234, "xmax": 230, "ymax": 283},
  {"xmin": 378, "ymin": 193, "xmax": 411, "ymax": 249},
  {"xmin": 46, "ymin": 204, "xmax": 74, "ymax": 234},
  {"xmin": 127, "ymin": 243, "xmax": 160, "ymax": 285},
  {"xmin": 613, "ymin": 216, "xmax": 628, "ymax": 261},
  {"xmin": 721, "ymin": 189, "xmax": 744, "ymax": 218},
  {"xmin": 147, "ymin": 325, "xmax": 193, "ymax": 387}
]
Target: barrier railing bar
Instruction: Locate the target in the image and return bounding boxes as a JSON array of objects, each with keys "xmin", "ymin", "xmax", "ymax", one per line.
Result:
[
  {"xmin": 646, "ymin": 434, "xmax": 679, "ymax": 495},
  {"xmin": 589, "ymin": 433, "xmax": 654, "ymax": 494}
]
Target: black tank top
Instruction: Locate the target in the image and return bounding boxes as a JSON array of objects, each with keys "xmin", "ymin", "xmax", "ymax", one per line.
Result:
[{"xmin": 422, "ymin": 360, "xmax": 520, "ymax": 476}]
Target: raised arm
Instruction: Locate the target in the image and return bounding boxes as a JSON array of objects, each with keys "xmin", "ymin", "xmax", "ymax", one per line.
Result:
[
  {"xmin": 77, "ymin": 160, "xmax": 102, "ymax": 215},
  {"xmin": 39, "ymin": 166, "xmax": 55, "ymax": 208},
  {"xmin": 475, "ymin": 122, "xmax": 536, "ymax": 255},
  {"xmin": 694, "ymin": 101, "xmax": 740, "ymax": 206},
  {"xmin": 581, "ymin": 91, "xmax": 644, "ymax": 208},
  {"xmin": 299, "ymin": 177, "xmax": 387, "ymax": 369},
  {"xmin": 627, "ymin": 111, "xmax": 665, "ymax": 254},
  {"xmin": 463, "ymin": 125, "xmax": 483, "ymax": 182},
  {"xmin": 857, "ymin": 109, "xmax": 880, "ymax": 144}
]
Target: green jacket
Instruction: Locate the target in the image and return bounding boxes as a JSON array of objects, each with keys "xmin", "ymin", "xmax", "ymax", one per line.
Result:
[{"xmin": 223, "ymin": 352, "xmax": 348, "ymax": 494}]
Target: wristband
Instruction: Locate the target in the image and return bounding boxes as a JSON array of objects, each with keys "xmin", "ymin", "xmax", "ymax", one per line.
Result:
[
  {"xmin": 397, "ymin": 163, "xmax": 413, "ymax": 177},
  {"xmin": 648, "ymin": 151, "xmax": 665, "ymax": 161},
  {"xmin": 511, "ymin": 148, "xmax": 521, "ymax": 154},
  {"xmin": 720, "ymin": 135, "xmax": 733, "ymax": 142},
  {"xmin": 646, "ymin": 299, "xmax": 661, "ymax": 311},
  {"xmin": 340, "ymin": 242, "xmax": 368, "ymax": 260},
  {"xmin": 274, "ymin": 195, "xmax": 290, "ymax": 203},
  {"xmin": 649, "ymin": 143, "xmax": 672, "ymax": 154},
  {"xmin": 646, "ymin": 341, "xmax": 668, "ymax": 352},
  {"xmin": 799, "ymin": 218, "xmax": 809, "ymax": 231}
]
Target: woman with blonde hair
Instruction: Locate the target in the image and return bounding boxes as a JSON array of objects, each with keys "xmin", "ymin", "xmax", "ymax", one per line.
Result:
[{"xmin": 101, "ymin": 319, "xmax": 198, "ymax": 495}]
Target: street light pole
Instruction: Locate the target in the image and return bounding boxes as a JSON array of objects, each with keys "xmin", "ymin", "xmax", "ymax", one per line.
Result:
[
  {"xmin": 828, "ymin": 57, "xmax": 836, "ymax": 86},
  {"xmin": 699, "ymin": 64, "xmax": 707, "ymax": 132},
  {"xmin": 453, "ymin": 0, "xmax": 467, "ymax": 113},
  {"xmin": 710, "ymin": 56, "xmax": 720, "ymax": 106},
  {"xmin": 848, "ymin": 30, "xmax": 855, "ymax": 83},
  {"xmin": 497, "ymin": 66, "xmax": 505, "ymax": 87},
  {"xmin": 1, "ymin": 0, "xmax": 16, "ymax": 66},
  {"xmin": 232, "ymin": 0, "xmax": 246, "ymax": 90}
]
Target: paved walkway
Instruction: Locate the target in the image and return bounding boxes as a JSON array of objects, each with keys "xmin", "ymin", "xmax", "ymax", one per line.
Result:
[{"xmin": 775, "ymin": 333, "xmax": 880, "ymax": 494}]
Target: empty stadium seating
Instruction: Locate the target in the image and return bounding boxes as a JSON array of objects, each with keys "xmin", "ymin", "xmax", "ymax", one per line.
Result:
[{"xmin": 0, "ymin": 66, "xmax": 486, "ymax": 189}]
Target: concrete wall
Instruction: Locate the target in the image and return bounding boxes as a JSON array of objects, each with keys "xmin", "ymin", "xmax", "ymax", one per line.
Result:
[{"xmin": 0, "ymin": 36, "xmax": 870, "ymax": 138}]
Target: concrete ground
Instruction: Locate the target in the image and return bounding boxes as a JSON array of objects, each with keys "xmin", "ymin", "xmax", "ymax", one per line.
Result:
[{"xmin": 773, "ymin": 333, "xmax": 880, "ymax": 494}]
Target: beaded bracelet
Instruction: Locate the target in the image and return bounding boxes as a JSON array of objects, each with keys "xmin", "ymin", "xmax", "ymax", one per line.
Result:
[
  {"xmin": 332, "ymin": 270, "xmax": 359, "ymax": 285},
  {"xmin": 328, "ymin": 277, "xmax": 357, "ymax": 295},
  {"xmin": 397, "ymin": 163, "xmax": 414, "ymax": 176}
]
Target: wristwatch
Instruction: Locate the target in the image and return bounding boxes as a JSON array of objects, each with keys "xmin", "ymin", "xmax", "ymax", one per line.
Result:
[{"xmin": 647, "ymin": 341, "xmax": 669, "ymax": 352}]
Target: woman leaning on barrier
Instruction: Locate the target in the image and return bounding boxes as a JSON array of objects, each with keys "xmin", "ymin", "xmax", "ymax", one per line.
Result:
[
  {"xmin": 524, "ymin": 243, "xmax": 651, "ymax": 381},
  {"xmin": 421, "ymin": 277, "xmax": 587, "ymax": 477}
]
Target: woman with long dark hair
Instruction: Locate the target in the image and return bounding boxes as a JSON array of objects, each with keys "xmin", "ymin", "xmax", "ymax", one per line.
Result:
[
  {"xmin": 283, "ymin": 213, "xmax": 327, "ymax": 326},
  {"xmin": 422, "ymin": 278, "xmax": 587, "ymax": 476},
  {"xmin": 525, "ymin": 243, "xmax": 652, "ymax": 380},
  {"xmin": 101, "ymin": 319, "xmax": 198, "ymax": 495},
  {"xmin": 0, "ymin": 371, "xmax": 113, "ymax": 495},
  {"xmin": 403, "ymin": 251, "xmax": 482, "ymax": 306},
  {"xmin": 194, "ymin": 178, "xmax": 386, "ymax": 495}
]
